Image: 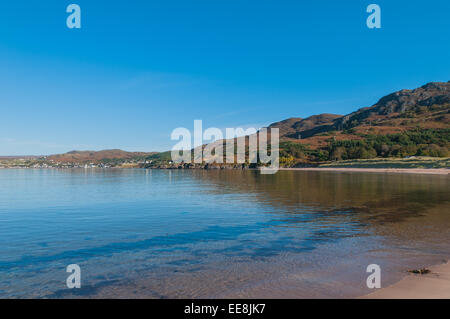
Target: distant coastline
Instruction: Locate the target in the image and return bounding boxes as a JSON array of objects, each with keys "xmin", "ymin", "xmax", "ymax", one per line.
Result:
[
  {"xmin": 1, "ymin": 166, "xmax": 448, "ymax": 175},
  {"xmin": 1, "ymin": 155, "xmax": 448, "ymax": 172}
]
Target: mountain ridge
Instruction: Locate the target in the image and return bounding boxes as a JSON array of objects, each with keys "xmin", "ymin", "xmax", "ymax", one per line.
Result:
[{"xmin": 267, "ymin": 81, "xmax": 449, "ymax": 140}]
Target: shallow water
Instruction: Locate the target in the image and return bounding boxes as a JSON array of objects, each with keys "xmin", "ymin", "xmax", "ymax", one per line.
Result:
[{"xmin": 0, "ymin": 169, "xmax": 449, "ymax": 298}]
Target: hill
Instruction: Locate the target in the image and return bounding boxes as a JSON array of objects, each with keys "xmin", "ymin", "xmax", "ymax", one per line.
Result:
[
  {"xmin": 48, "ymin": 149, "xmax": 156, "ymax": 164},
  {"xmin": 141, "ymin": 81, "xmax": 449, "ymax": 168},
  {"xmin": 269, "ymin": 114, "xmax": 342, "ymax": 139},
  {"xmin": 271, "ymin": 81, "xmax": 449, "ymax": 165},
  {"xmin": 272, "ymin": 81, "xmax": 449, "ymax": 140}
]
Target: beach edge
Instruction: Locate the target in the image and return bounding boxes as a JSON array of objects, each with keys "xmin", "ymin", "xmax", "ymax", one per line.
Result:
[
  {"xmin": 359, "ymin": 261, "xmax": 450, "ymax": 299},
  {"xmin": 278, "ymin": 168, "xmax": 449, "ymax": 175}
]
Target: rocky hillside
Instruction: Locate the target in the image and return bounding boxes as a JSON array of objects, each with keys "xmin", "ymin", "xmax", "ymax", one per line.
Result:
[
  {"xmin": 270, "ymin": 82, "xmax": 449, "ymax": 165},
  {"xmin": 270, "ymin": 114, "xmax": 342, "ymax": 139},
  {"xmin": 266, "ymin": 82, "xmax": 449, "ymax": 152},
  {"xmin": 270, "ymin": 81, "xmax": 449, "ymax": 140},
  {"xmin": 333, "ymin": 81, "xmax": 450, "ymax": 131}
]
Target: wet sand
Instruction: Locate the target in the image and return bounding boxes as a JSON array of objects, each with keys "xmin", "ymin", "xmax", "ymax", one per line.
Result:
[
  {"xmin": 280, "ymin": 168, "xmax": 449, "ymax": 175},
  {"xmin": 362, "ymin": 261, "xmax": 450, "ymax": 299}
]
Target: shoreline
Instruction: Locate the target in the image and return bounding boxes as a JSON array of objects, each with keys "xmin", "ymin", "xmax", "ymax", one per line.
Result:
[
  {"xmin": 279, "ymin": 167, "xmax": 449, "ymax": 175},
  {"xmin": 1, "ymin": 166, "xmax": 449, "ymax": 175},
  {"xmin": 361, "ymin": 261, "xmax": 450, "ymax": 299}
]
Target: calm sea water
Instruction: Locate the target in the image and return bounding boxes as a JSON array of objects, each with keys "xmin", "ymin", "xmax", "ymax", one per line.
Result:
[{"xmin": 0, "ymin": 169, "xmax": 449, "ymax": 298}]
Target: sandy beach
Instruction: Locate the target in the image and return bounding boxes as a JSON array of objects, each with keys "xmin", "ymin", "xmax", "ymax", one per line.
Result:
[
  {"xmin": 362, "ymin": 261, "xmax": 450, "ymax": 299},
  {"xmin": 279, "ymin": 168, "xmax": 449, "ymax": 175}
]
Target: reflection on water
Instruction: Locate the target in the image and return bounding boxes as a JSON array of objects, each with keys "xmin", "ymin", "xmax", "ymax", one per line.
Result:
[{"xmin": 0, "ymin": 169, "xmax": 448, "ymax": 298}]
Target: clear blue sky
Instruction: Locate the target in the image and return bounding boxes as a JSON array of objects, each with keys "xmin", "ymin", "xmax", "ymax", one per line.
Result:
[{"xmin": 0, "ymin": 0, "xmax": 449, "ymax": 155}]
